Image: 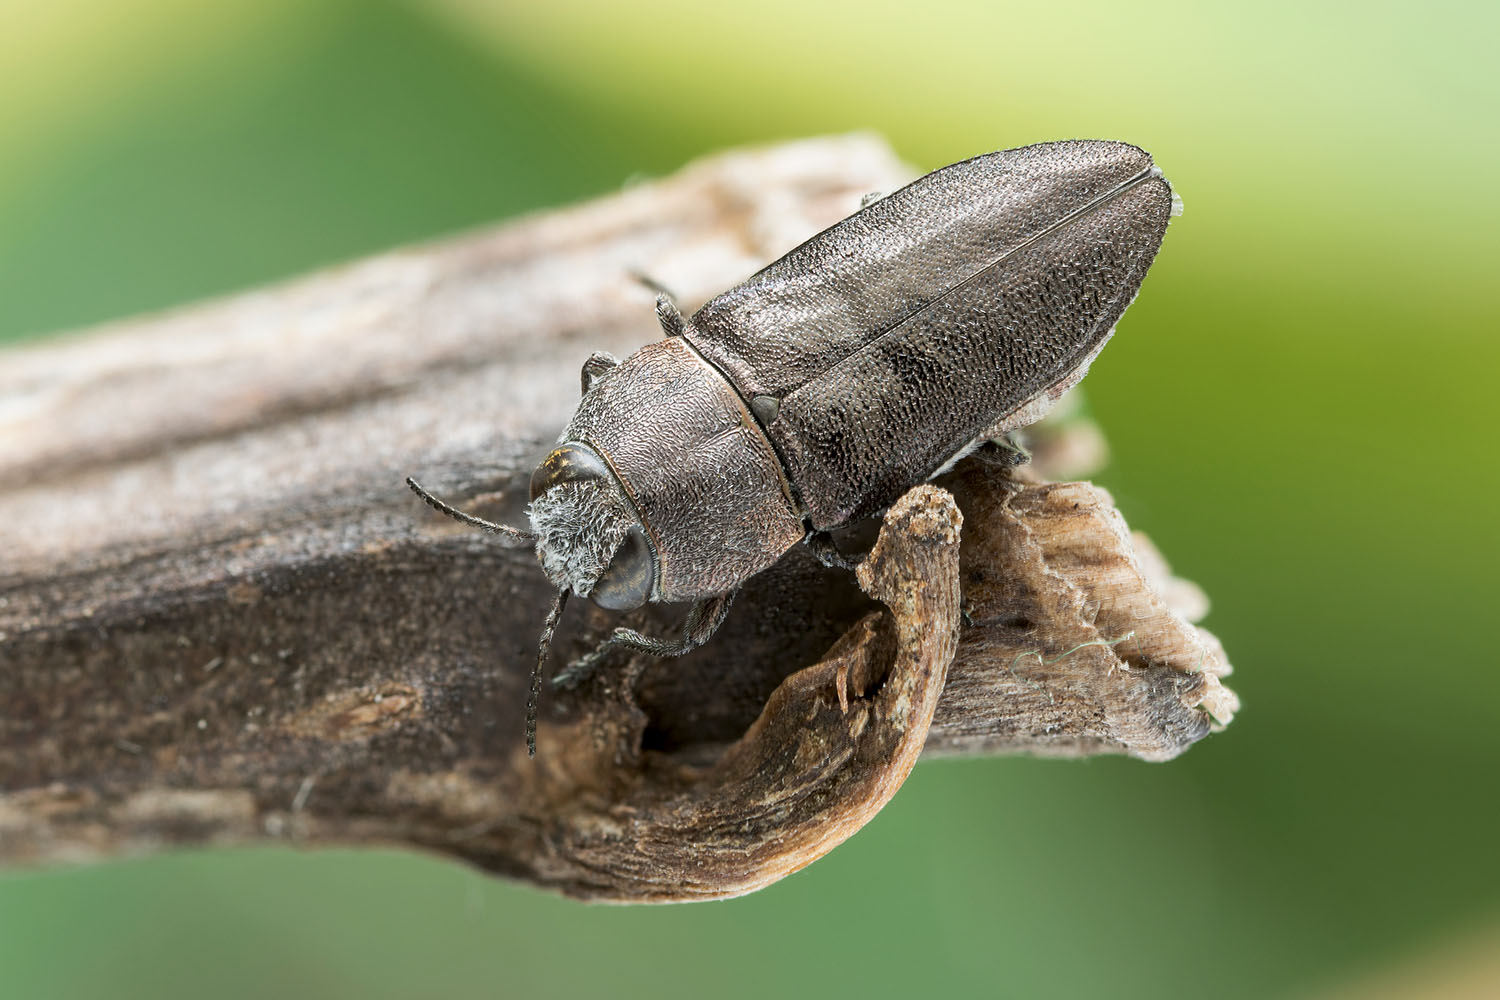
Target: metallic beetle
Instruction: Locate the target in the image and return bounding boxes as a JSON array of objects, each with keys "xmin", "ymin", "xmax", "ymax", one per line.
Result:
[{"xmin": 409, "ymin": 140, "xmax": 1177, "ymax": 754}]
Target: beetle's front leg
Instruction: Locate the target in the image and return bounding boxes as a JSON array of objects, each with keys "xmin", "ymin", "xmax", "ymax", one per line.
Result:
[
  {"xmin": 553, "ymin": 590, "xmax": 736, "ymax": 689},
  {"xmin": 580, "ymin": 351, "xmax": 620, "ymax": 395}
]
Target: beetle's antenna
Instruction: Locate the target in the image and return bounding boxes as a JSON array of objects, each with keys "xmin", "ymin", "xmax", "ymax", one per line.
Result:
[
  {"xmin": 406, "ymin": 477, "xmax": 536, "ymax": 543},
  {"xmin": 527, "ymin": 587, "xmax": 569, "ymax": 757}
]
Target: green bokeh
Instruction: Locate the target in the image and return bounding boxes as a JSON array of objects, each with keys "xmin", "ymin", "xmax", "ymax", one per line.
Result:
[{"xmin": 2, "ymin": 1, "xmax": 1496, "ymax": 997}]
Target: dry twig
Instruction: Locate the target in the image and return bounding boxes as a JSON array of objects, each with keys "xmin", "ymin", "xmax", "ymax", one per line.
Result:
[{"xmin": 0, "ymin": 135, "xmax": 1236, "ymax": 900}]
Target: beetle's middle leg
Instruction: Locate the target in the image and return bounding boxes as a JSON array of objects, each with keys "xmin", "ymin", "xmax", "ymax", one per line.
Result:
[
  {"xmin": 805, "ymin": 531, "xmax": 861, "ymax": 571},
  {"xmin": 653, "ymin": 294, "xmax": 687, "ymax": 337},
  {"xmin": 552, "ymin": 590, "xmax": 736, "ymax": 689},
  {"xmin": 624, "ymin": 270, "xmax": 688, "ymax": 337}
]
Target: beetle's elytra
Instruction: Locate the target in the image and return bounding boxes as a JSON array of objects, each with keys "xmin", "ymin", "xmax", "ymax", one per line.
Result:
[{"xmin": 409, "ymin": 139, "xmax": 1178, "ymax": 755}]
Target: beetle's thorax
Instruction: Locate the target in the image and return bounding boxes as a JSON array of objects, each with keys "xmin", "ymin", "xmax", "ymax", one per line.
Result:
[{"xmin": 560, "ymin": 337, "xmax": 804, "ymax": 603}]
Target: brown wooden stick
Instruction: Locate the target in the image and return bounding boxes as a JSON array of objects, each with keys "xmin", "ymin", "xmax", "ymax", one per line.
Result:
[{"xmin": 0, "ymin": 135, "xmax": 1236, "ymax": 899}]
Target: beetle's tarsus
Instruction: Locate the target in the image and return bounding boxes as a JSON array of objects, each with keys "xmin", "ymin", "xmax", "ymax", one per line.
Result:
[
  {"xmin": 552, "ymin": 591, "xmax": 736, "ymax": 689},
  {"xmin": 806, "ymin": 531, "xmax": 861, "ymax": 571},
  {"xmin": 977, "ymin": 434, "xmax": 1032, "ymax": 467},
  {"xmin": 550, "ymin": 648, "xmax": 607, "ymax": 691},
  {"xmin": 859, "ymin": 190, "xmax": 887, "ymax": 208}
]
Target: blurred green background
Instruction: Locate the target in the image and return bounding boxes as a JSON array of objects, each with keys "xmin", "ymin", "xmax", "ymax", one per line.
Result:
[{"xmin": 2, "ymin": 0, "xmax": 1496, "ymax": 997}]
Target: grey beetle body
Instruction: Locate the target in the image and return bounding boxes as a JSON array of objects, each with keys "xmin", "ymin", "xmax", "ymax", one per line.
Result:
[
  {"xmin": 548, "ymin": 337, "xmax": 805, "ymax": 604},
  {"xmin": 409, "ymin": 139, "xmax": 1177, "ymax": 753}
]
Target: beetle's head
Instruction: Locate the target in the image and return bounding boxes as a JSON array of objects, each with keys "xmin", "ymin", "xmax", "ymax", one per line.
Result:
[
  {"xmin": 527, "ymin": 442, "xmax": 655, "ymax": 611},
  {"xmin": 405, "ymin": 441, "xmax": 657, "ymax": 758}
]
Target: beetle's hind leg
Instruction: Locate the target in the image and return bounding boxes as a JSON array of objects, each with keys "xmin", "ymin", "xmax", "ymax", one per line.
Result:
[
  {"xmin": 552, "ymin": 590, "xmax": 736, "ymax": 690},
  {"xmin": 975, "ymin": 432, "xmax": 1032, "ymax": 468}
]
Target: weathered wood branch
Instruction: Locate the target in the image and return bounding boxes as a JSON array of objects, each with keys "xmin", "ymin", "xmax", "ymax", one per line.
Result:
[{"xmin": 0, "ymin": 135, "xmax": 1236, "ymax": 900}]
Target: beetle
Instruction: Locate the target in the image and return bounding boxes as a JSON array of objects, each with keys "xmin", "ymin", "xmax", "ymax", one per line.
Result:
[{"xmin": 408, "ymin": 139, "xmax": 1177, "ymax": 755}]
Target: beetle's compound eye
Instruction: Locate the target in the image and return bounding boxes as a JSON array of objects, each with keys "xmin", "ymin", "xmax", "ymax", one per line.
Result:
[
  {"xmin": 530, "ymin": 443, "xmax": 611, "ymax": 501},
  {"xmin": 588, "ymin": 526, "xmax": 654, "ymax": 610}
]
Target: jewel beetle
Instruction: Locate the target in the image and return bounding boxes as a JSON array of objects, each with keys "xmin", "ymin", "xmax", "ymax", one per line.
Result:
[{"xmin": 408, "ymin": 139, "xmax": 1178, "ymax": 755}]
